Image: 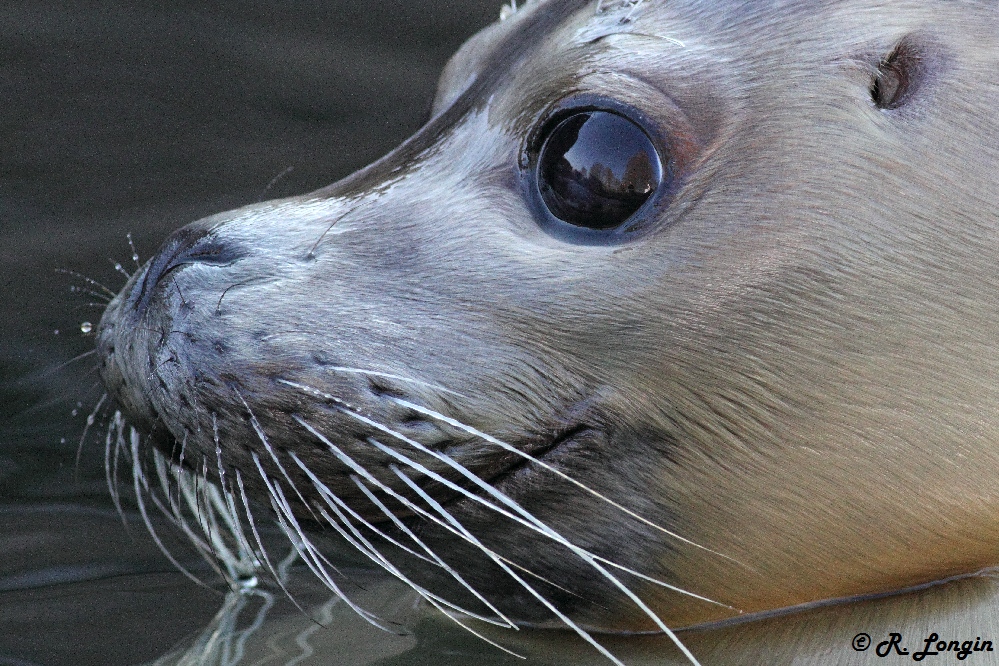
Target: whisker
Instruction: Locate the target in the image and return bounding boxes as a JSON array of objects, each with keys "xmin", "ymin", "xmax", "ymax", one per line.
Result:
[
  {"xmin": 385, "ymin": 448, "xmax": 706, "ymax": 664},
  {"xmin": 307, "ymin": 204, "xmax": 360, "ymax": 259},
  {"xmin": 193, "ymin": 458, "xmax": 224, "ymax": 570},
  {"xmin": 391, "ymin": 464, "xmax": 629, "ymax": 666},
  {"xmin": 291, "ymin": 459, "xmax": 437, "ymax": 566},
  {"xmin": 288, "ymin": 451, "xmax": 517, "ymax": 630},
  {"xmin": 214, "ymin": 442, "xmax": 262, "ymax": 577},
  {"xmin": 72, "ymin": 302, "xmax": 115, "ymax": 310},
  {"xmin": 365, "ymin": 428, "xmax": 708, "ymax": 664},
  {"xmin": 55, "ymin": 268, "xmax": 117, "ymax": 298},
  {"xmin": 388, "ymin": 396, "xmax": 741, "ymax": 567},
  {"xmin": 289, "ymin": 446, "xmax": 542, "ymax": 658},
  {"xmin": 308, "ymin": 496, "xmax": 519, "ymax": 643},
  {"xmin": 233, "ymin": 469, "xmax": 307, "ymax": 613},
  {"xmin": 250, "ymin": 453, "xmax": 393, "ymax": 632},
  {"xmin": 282, "ymin": 389, "xmax": 710, "ymax": 664},
  {"xmin": 75, "ymin": 392, "xmax": 108, "ymax": 474},
  {"xmin": 337, "ymin": 408, "xmax": 731, "ymax": 610},
  {"xmin": 152, "ymin": 450, "xmax": 195, "ymax": 531},
  {"xmin": 258, "ymin": 165, "xmax": 295, "ymax": 201},
  {"xmin": 287, "ymin": 426, "xmax": 566, "ymax": 624},
  {"xmin": 289, "ymin": 416, "xmax": 513, "ymax": 558},
  {"xmin": 129, "ymin": 427, "xmax": 214, "ymax": 590},
  {"xmin": 281, "ymin": 381, "xmax": 709, "ymax": 557},
  {"xmin": 234, "ymin": 389, "xmax": 319, "ymax": 522},
  {"xmin": 371, "ymin": 432, "xmax": 728, "ymax": 611},
  {"xmin": 323, "ymin": 367, "xmax": 468, "ymax": 398},
  {"xmin": 312, "ymin": 497, "xmax": 525, "ymax": 655},
  {"xmin": 216, "ymin": 280, "xmax": 258, "ymax": 315},
  {"xmin": 68, "ymin": 286, "xmax": 112, "ymax": 304},
  {"xmin": 126, "ymin": 232, "xmax": 142, "ymax": 270},
  {"xmin": 105, "ymin": 412, "xmax": 127, "ymax": 524},
  {"xmin": 192, "ymin": 457, "xmax": 263, "ymax": 585},
  {"xmin": 200, "ymin": 456, "xmax": 249, "ymax": 582},
  {"xmin": 176, "ymin": 433, "xmax": 188, "ymax": 511},
  {"xmin": 348, "ymin": 473, "xmax": 522, "ymax": 624},
  {"xmin": 109, "ymin": 258, "xmax": 132, "ymax": 280},
  {"xmin": 290, "ymin": 415, "xmax": 629, "ymax": 666},
  {"xmin": 43, "ymin": 349, "xmax": 98, "ymax": 377},
  {"xmin": 159, "ymin": 458, "xmax": 230, "ymax": 583}
]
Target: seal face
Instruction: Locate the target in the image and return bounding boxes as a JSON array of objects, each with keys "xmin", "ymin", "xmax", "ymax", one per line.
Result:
[{"xmin": 96, "ymin": 0, "xmax": 999, "ymax": 653}]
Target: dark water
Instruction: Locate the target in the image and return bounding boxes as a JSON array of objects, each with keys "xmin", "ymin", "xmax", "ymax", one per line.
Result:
[{"xmin": 0, "ymin": 2, "xmax": 543, "ymax": 664}]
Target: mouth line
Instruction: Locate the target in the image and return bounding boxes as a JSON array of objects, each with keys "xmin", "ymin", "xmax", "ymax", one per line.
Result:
[
  {"xmin": 482, "ymin": 423, "xmax": 593, "ymax": 489},
  {"xmin": 418, "ymin": 423, "xmax": 594, "ymax": 515}
]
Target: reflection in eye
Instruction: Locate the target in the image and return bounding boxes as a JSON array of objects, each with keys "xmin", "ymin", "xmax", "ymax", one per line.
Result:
[{"xmin": 537, "ymin": 111, "xmax": 663, "ymax": 230}]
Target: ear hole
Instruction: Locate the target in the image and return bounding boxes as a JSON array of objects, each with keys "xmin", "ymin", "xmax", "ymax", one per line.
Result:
[{"xmin": 871, "ymin": 38, "xmax": 923, "ymax": 110}]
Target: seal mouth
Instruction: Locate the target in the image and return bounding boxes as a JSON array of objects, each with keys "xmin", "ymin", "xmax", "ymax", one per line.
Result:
[
  {"xmin": 481, "ymin": 423, "xmax": 593, "ymax": 489},
  {"xmin": 427, "ymin": 422, "xmax": 596, "ymax": 514}
]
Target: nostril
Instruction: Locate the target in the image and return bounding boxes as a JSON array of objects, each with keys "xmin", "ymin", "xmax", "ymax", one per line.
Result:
[{"xmin": 131, "ymin": 224, "xmax": 246, "ymax": 315}]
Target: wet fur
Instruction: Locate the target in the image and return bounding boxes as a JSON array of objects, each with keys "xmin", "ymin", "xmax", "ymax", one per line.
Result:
[{"xmin": 95, "ymin": 0, "xmax": 999, "ymax": 663}]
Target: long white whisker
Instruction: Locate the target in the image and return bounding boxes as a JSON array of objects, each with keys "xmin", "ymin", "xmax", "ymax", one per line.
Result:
[
  {"xmin": 112, "ymin": 417, "xmax": 131, "ymax": 518},
  {"xmin": 390, "ymin": 396, "xmax": 740, "ymax": 567},
  {"xmin": 250, "ymin": 452, "xmax": 393, "ymax": 632},
  {"xmin": 233, "ymin": 468, "xmax": 307, "ymax": 613},
  {"xmin": 213, "ymin": 438, "xmax": 262, "ymax": 577},
  {"xmin": 308, "ymin": 500, "xmax": 523, "ymax": 650},
  {"xmin": 169, "ymin": 459, "xmax": 232, "ymax": 582},
  {"xmin": 288, "ymin": 451, "xmax": 517, "ymax": 630},
  {"xmin": 286, "ymin": 455, "xmax": 434, "ymax": 566},
  {"xmin": 289, "ymin": 416, "xmax": 529, "ymax": 566},
  {"xmin": 336, "ymin": 408, "xmax": 730, "ymax": 611},
  {"xmin": 234, "ymin": 389, "xmax": 319, "ymax": 522},
  {"xmin": 152, "ymin": 450, "xmax": 195, "ymax": 531},
  {"xmin": 290, "ymin": 415, "xmax": 627, "ymax": 666},
  {"xmin": 392, "ymin": 456, "xmax": 705, "ymax": 665},
  {"xmin": 278, "ymin": 379, "xmax": 726, "ymax": 564},
  {"xmin": 75, "ymin": 393, "xmax": 107, "ymax": 472},
  {"xmin": 104, "ymin": 413, "xmax": 126, "ymax": 523},
  {"xmin": 348, "ymin": 473, "xmax": 522, "ymax": 626},
  {"xmin": 193, "ymin": 457, "xmax": 229, "ymax": 572},
  {"xmin": 279, "ymin": 381, "xmax": 715, "ymax": 662},
  {"xmin": 324, "ymin": 366, "xmax": 468, "ymax": 398},
  {"xmin": 367, "ymin": 434, "xmax": 731, "ymax": 612},
  {"xmin": 55, "ymin": 267, "xmax": 117, "ymax": 298},
  {"xmin": 129, "ymin": 428, "xmax": 213, "ymax": 589},
  {"xmin": 391, "ymin": 465, "xmax": 629, "ymax": 666}
]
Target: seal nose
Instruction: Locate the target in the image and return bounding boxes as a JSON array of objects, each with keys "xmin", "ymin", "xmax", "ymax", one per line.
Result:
[{"xmin": 130, "ymin": 224, "xmax": 245, "ymax": 315}]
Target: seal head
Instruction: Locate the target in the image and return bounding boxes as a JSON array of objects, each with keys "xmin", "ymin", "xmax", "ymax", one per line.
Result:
[{"xmin": 97, "ymin": 0, "xmax": 999, "ymax": 635}]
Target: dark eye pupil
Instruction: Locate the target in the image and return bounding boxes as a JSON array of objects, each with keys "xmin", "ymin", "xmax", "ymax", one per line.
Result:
[{"xmin": 537, "ymin": 111, "xmax": 662, "ymax": 230}]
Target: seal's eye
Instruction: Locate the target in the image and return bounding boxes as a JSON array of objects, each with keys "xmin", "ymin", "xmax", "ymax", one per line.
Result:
[{"xmin": 536, "ymin": 111, "xmax": 662, "ymax": 230}]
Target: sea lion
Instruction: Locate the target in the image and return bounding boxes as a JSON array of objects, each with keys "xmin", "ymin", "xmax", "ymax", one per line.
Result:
[{"xmin": 94, "ymin": 0, "xmax": 999, "ymax": 663}]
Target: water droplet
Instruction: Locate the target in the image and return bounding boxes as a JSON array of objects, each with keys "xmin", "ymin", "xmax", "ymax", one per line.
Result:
[
  {"xmin": 86, "ymin": 415, "xmax": 95, "ymax": 426},
  {"xmin": 236, "ymin": 575, "xmax": 259, "ymax": 592},
  {"xmin": 80, "ymin": 321, "xmax": 93, "ymax": 334},
  {"xmin": 71, "ymin": 409, "xmax": 79, "ymax": 417},
  {"xmin": 114, "ymin": 263, "xmax": 123, "ymax": 272},
  {"xmin": 53, "ymin": 329, "xmax": 60, "ymax": 335},
  {"xmin": 59, "ymin": 437, "xmax": 67, "ymax": 444},
  {"xmin": 127, "ymin": 233, "xmax": 140, "ymax": 264}
]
